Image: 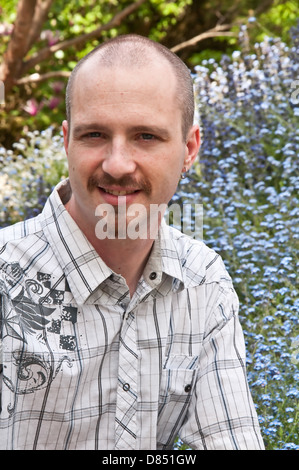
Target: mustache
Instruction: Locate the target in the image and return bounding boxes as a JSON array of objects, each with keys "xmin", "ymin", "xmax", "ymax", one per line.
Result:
[{"xmin": 87, "ymin": 174, "xmax": 152, "ymax": 195}]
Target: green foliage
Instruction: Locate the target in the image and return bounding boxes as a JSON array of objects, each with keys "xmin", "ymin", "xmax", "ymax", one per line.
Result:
[
  {"xmin": 254, "ymin": 0, "xmax": 299, "ymax": 43},
  {"xmin": 0, "ymin": 0, "xmax": 193, "ymax": 146},
  {"xmin": 147, "ymin": 0, "xmax": 193, "ymax": 40}
]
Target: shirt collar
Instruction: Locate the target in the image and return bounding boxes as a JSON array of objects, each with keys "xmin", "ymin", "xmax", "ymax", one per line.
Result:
[
  {"xmin": 41, "ymin": 180, "xmax": 113, "ymax": 304},
  {"xmin": 41, "ymin": 179, "xmax": 186, "ymax": 304}
]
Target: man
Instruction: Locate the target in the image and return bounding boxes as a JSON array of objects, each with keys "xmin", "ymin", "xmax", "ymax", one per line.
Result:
[{"xmin": 0, "ymin": 35, "xmax": 264, "ymax": 450}]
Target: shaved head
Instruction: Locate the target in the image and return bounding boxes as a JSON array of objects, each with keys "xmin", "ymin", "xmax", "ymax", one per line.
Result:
[{"xmin": 65, "ymin": 34, "xmax": 195, "ymax": 140}]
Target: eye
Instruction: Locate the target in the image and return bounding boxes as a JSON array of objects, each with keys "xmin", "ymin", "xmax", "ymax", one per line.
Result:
[
  {"xmin": 139, "ymin": 133, "xmax": 156, "ymax": 141},
  {"xmin": 86, "ymin": 132, "xmax": 103, "ymax": 138}
]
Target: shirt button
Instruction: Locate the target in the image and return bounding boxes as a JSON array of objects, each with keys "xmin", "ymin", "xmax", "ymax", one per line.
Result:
[
  {"xmin": 123, "ymin": 383, "xmax": 130, "ymax": 391},
  {"xmin": 184, "ymin": 384, "xmax": 192, "ymax": 393},
  {"xmin": 149, "ymin": 272, "xmax": 157, "ymax": 280}
]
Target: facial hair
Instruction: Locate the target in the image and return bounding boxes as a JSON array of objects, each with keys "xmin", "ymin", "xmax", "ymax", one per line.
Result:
[{"xmin": 87, "ymin": 173, "xmax": 152, "ymax": 196}]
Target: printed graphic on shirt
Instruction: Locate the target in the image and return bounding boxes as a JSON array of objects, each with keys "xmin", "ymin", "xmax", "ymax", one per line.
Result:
[
  {"xmin": 2, "ymin": 350, "xmax": 73, "ymax": 396},
  {"xmin": 0, "ymin": 261, "xmax": 78, "ymax": 395}
]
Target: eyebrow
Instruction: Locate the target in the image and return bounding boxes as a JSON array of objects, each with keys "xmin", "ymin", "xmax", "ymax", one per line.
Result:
[
  {"xmin": 72, "ymin": 123, "xmax": 106, "ymax": 138},
  {"xmin": 131, "ymin": 125, "xmax": 171, "ymax": 140},
  {"xmin": 71, "ymin": 123, "xmax": 171, "ymax": 140}
]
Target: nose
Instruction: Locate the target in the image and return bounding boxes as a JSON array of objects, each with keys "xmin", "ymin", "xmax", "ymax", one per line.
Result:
[{"xmin": 101, "ymin": 138, "xmax": 137, "ymax": 179}]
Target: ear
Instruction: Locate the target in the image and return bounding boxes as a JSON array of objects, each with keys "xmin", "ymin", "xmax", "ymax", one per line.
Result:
[
  {"xmin": 62, "ymin": 120, "xmax": 69, "ymax": 156},
  {"xmin": 183, "ymin": 124, "xmax": 201, "ymax": 171}
]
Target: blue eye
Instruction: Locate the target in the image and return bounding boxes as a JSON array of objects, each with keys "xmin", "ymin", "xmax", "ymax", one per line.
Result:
[{"xmin": 140, "ymin": 133, "xmax": 155, "ymax": 141}]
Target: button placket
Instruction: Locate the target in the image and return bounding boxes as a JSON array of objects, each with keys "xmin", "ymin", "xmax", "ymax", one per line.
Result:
[{"xmin": 115, "ymin": 310, "xmax": 138, "ymax": 449}]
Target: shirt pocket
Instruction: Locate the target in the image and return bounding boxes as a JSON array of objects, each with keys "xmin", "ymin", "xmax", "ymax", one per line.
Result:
[{"xmin": 157, "ymin": 355, "xmax": 198, "ymax": 447}]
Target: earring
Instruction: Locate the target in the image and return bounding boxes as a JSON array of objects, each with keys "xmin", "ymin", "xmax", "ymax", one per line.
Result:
[{"xmin": 180, "ymin": 166, "xmax": 187, "ymax": 180}]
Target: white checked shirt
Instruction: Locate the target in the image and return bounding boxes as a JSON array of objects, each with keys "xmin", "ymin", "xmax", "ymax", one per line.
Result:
[{"xmin": 0, "ymin": 179, "xmax": 264, "ymax": 450}]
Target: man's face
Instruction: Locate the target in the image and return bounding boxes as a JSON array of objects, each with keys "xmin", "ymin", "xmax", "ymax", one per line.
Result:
[{"xmin": 62, "ymin": 58, "xmax": 199, "ymax": 238}]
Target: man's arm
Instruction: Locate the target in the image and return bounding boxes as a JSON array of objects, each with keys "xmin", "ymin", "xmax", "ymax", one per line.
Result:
[{"xmin": 178, "ymin": 279, "xmax": 264, "ymax": 450}]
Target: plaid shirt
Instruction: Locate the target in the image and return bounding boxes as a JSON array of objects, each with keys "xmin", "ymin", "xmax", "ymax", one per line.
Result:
[{"xmin": 0, "ymin": 179, "xmax": 264, "ymax": 450}]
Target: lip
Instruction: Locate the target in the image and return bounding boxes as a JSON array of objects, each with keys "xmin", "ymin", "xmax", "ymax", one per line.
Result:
[{"xmin": 97, "ymin": 186, "xmax": 141, "ymax": 206}]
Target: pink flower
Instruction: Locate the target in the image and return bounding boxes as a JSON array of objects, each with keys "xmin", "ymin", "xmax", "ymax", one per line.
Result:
[
  {"xmin": 40, "ymin": 29, "xmax": 60, "ymax": 46},
  {"xmin": 23, "ymin": 99, "xmax": 44, "ymax": 116},
  {"xmin": 0, "ymin": 23, "xmax": 14, "ymax": 36}
]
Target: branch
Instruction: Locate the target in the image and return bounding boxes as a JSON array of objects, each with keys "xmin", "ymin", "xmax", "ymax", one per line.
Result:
[
  {"xmin": 21, "ymin": 0, "xmax": 148, "ymax": 75},
  {"xmin": 254, "ymin": 0, "xmax": 275, "ymax": 16},
  {"xmin": 26, "ymin": 0, "xmax": 55, "ymax": 52},
  {"xmin": 170, "ymin": 25, "xmax": 237, "ymax": 53},
  {"xmin": 16, "ymin": 70, "xmax": 71, "ymax": 85},
  {"xmin": 0, "ymin": 0, "xmax": 37, "ymax": 86}
]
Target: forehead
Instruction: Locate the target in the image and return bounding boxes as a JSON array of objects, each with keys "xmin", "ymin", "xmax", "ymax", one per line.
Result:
[{"xmin": 72, "ymin": 57, "xmax": 178, "ymax": 115}]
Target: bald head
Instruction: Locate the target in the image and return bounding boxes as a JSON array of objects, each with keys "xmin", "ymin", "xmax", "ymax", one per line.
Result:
[{"xmin": 65, "ymin": 35, "xmax": 195, "ymax": 140}]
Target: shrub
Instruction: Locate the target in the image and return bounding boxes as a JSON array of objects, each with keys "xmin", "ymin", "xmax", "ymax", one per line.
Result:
[
  {"xmin": 177, "ymin": 25, "xmax": 299, "ymax": 449},
  {"xmin": 0, "ymin": 127, "xmax": 68, "ymax": 226}
]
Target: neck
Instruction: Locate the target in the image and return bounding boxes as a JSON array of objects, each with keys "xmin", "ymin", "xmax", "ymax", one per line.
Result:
[{"xmin": 91, "ymin": 235, "xmax": 156, "ymax": 296}]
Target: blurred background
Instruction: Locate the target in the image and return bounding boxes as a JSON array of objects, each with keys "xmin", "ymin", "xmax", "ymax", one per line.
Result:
[
  {"xmin": 0, "ymin": 0, "xmax": 299, "ymax": 451},
  {"xmin": 0, "ymin": 0, "xmax": 298, "ymax": 147}
]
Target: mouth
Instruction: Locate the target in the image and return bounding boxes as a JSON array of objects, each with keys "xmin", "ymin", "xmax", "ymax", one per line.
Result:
[
  {"xmin": 97, "ymin": 186, "xmax": 142, "ymax": 205},
  {"xmin": 100, "ymin": 187, "xmax": 139, "ymax": 196}
]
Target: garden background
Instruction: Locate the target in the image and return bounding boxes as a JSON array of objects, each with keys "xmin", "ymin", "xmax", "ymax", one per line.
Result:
[{"xmin": 0, "ymin": 0, "xmax": 298, "ymax": 450}]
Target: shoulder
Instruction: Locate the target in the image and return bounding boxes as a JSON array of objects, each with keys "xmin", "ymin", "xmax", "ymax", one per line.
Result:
[
  {"xmin": 0, "ymin": 215, "xmax": 42, "ymax": 243},
  {"xmin": 0, "ymin": 215, "xmax": 45, "ymax": 258},
  {"xmin": 0, "ymin": 214, "xmax": 51, "ymax": 299},
  {"xmin": 164, "ymin": 224, "xmax": 231, "ymax": 286},
  {"xmin": 165, "ymin": 227, "xmax": 239, "ymax": 326}
]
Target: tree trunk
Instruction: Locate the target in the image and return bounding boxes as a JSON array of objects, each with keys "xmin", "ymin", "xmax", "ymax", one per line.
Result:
[
  {"xmin": 0, "ymin": 0, "xmax": 37, "ymax": 92},
  {"xmin": 0, "ymin": 0, "xmax": 55, "ymax": 93}
]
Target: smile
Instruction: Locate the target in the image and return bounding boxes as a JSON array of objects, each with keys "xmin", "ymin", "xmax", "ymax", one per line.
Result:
[{"xmin": 100, "ymin": 187, "xmax": 139, "ymax": 196}]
